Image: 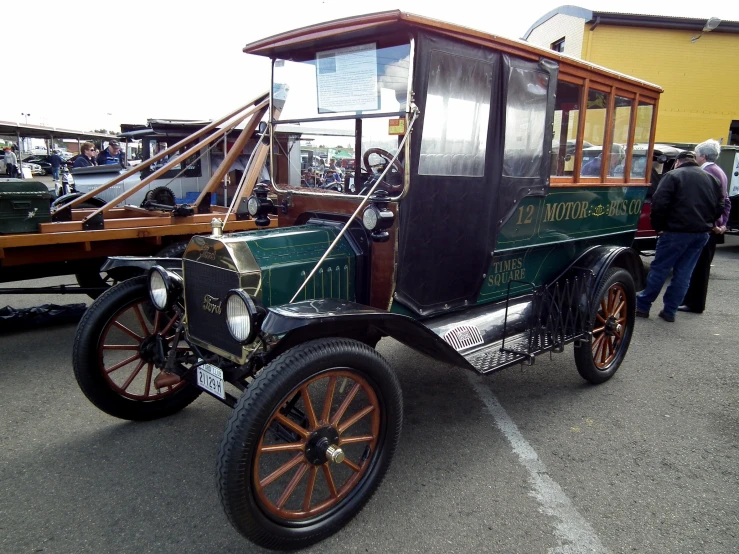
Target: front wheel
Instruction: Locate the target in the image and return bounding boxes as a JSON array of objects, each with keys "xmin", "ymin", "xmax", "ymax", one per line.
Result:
[
  {"xmin": 574, "ymin": 268, "xmax": 636, "ymax": 384},
  {"xmin": 217, "ymin": 338, "xmax": 403, "ymax": 550},
  {"xmin": 73, "ymin": 276, "xmax": 202, "ymax": 420}
]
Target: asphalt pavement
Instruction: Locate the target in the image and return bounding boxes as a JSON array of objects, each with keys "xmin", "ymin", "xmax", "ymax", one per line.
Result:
[{"xmin": 0, "ymin": 238, "xmax": 737, "ymax": 554}]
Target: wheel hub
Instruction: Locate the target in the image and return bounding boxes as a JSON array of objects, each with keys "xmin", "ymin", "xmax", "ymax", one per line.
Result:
[
  {"xmin": 604, "ymin": 316, "xmax": 620, "ymax": 336},
  {"xmin": 139, "ymin": 334, "xmax": 166, "ymax": 364},
  {"xmin": 304, "ymin": 426, "xmax": 343, "ymax": 465}
]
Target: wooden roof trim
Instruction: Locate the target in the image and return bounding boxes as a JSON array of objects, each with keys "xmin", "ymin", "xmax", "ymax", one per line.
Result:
[{"xmin": 243, "ymin": 10, "xmax": 662, "ymax": 93}]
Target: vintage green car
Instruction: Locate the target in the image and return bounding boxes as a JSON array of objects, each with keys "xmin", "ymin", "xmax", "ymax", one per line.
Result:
[{"xmin": 73, "ymin": 11, "xmax": 661, "ymax": 550}]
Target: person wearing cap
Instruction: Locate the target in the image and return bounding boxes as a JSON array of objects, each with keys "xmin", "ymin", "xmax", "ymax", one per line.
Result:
[
  {"xmin": 636, "ymin": 151, "xmax": 724, "ymax": 322},
  {"xmin": 97, "ymin": 139, "xmax": 126, "ymax": 167},
  {"xmin": 3, "ymin": 147, "xmax": 18, "ymax": 178},
  {"xmin": 678, "ymin": 139, "xmax": 732, "ymax": 313},
  {"xmin": 49, "ymin": 150, "xmax": 64, "ymax": 181}
]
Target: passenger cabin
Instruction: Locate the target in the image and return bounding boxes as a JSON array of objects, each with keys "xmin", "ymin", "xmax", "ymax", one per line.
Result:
[{"xmin": 244, "ymin": 10, "xmax": 662, "ymax": 317}]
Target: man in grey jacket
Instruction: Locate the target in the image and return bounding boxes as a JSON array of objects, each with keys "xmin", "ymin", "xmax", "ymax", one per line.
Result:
[{"xmin": 636, "ymin": 151, "xmax": 724, "ymax": 322}]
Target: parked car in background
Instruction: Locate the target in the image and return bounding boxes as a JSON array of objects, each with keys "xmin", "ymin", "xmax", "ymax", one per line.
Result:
[
  {"xmin": 23, "ymin": 154, "xmax": 75, "ymax": 175},
  {"xmin": 0, "ymin": 158, "xmax": 43, "ymax": 176}
]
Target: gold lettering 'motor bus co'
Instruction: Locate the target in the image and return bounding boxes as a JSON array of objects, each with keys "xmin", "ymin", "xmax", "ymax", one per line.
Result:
[{"xmin": 543, "ymin": 201, "xmax": 590, "ymax": 222}]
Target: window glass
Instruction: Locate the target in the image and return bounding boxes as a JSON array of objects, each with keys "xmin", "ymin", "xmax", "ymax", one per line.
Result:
[
  {"xmin": 550, "ymin": 80, "xmax": 581, "ymax": 176},
  {"xmin": 631, "ymin": 101, "xmax": 654, "ymax": 178},
  {"xmin": 503, "ymin": 67, "xmax": 549, "ymax": 178},
  {"xmin": 418, "ymin": 51, "xmax": 493, "ymax": 177},
  {"xmin": 579, "ymin": 89, "xmax": 610, "ymax": 178},
  {"xmin": 607, "ymin": 96, "xmax": 632, "ymax": 177},
  {"xmin": 273, "ymin": 43, "xmax": 411, "ymax": 121},
  {"xmin": 144, "ymin": 140, "xmax": 201, "ymax": 178}
]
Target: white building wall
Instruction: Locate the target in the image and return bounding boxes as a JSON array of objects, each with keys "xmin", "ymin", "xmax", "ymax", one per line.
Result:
[{"xmin": 526, "ymin": 14, "xmax": 586, "ymax": 59}]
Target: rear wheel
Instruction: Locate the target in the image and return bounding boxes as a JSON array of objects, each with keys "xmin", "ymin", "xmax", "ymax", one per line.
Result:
[
  {"xmin": 574, "ymin": 268, "xmax": 635, "ymax": 384},
  {"xmin": 73, "ymin": 276, "xmax": 201, "ymax": 420},
  {"xmin": 217, "ymin": 338, "xmax": 403, "ymax": 550}
]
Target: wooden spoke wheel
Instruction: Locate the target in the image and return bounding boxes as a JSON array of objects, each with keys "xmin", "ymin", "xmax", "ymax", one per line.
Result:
[
  {"xmin": 73, "ymin": 276, "xmax": 202, "ymax": 421},
  {"xmin": 217, "ymin": 338, "xmax": 403, "ymax": 550},
  {"xmin": 575, "ymin": 268, "xmax": 636, "ymax": 384}
]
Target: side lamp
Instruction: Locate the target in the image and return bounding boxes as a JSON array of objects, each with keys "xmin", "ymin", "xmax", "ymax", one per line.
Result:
[
  {"xmin": 247, "ymin": 183, "xmax": 274, "ymax": 227},
  {"xmin": 361, "ymin": 190, "xmax": 395, "ymax": 242}
]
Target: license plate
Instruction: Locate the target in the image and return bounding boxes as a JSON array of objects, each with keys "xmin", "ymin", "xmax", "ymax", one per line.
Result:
[{"xmin": 197, "ymin": 363, "xmax": 225, "ymax": 399}]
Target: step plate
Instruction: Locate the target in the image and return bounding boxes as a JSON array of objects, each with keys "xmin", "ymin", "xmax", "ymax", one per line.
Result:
[{"xmin": 465, "ymin": 329, "xmax": 585, "ymax": 374}]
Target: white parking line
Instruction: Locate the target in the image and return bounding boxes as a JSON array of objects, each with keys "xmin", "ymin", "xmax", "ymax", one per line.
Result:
[{"xmin": 467, "ymin": 375, "xmax": 608, "ymax": 554}]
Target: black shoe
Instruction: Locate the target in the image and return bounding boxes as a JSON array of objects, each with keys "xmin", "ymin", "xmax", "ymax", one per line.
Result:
[
  {"xmin": 677, "ymin": 305, "xmax": 702, "ymax": 313},
  {"xmin": 636, "ymin": 309, "xmax": 649, "ymax": 318},
  {"xmin": 658, "ymin": 311, "xmax": 675, "ymax": 322}
]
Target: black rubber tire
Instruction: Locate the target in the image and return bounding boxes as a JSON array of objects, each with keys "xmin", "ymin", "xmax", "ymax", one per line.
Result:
[
  {"xmin": 73, "ymin": 276, "xmax": 202, "ymax": 421},
  {"xmin": 217, "ymin": 338, "xmax": 403, "ymax": 550},
  {"xmin": 156, "ymin": 240, "xmax": 190, "ymax": 259},
  {"xmin": 574, "ymin": 268, "xmax": 636, "ymax": 384},
  {"xmin": 141, "ymin": 186, "xmax": 176, "ymax": 208}
]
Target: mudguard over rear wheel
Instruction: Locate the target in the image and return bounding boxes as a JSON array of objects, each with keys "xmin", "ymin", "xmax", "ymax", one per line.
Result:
[
  {"xmin": 217, "ymin": 338, "xmax": 403, "ymax": 550},
  {"xmin": 73, "ymin": 276, "xmax": 201, "ymax": 420},
  {"xmin": 574, "ymin": 268, "xmax": 636, "ymax": 384}
]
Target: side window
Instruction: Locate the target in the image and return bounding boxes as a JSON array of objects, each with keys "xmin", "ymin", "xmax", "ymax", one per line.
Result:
[
  {"xmin": 632, "ymin": 101, "xmax": 654, "ymax": 179},
  {"xmin": 579, "ymin": 89, "xmax": 610, "ymax": 178},
  {"xmin": 418, "ymin": 51, "xmax": 493, "ymax": 177},
  {"xmin": 503, "ymin": 67, "xmax": 549, "ymax": 178},
  {"xmin": 606, "ymin": 96, "xmax": 632, "ymax": 177},
  {"xmin": 550, "ymin": 80, "xmax": 581, "ymax": 176}
]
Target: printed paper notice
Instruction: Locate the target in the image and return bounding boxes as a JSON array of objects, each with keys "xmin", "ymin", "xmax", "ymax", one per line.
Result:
[{"xmin": 316, "ymin": 43, "xmax": 378, "ymax": 113}]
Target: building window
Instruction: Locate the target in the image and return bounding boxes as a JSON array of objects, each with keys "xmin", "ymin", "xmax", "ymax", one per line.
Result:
[{"xmin": 551, "ymin": 38, "xmax": 565, "ymax": 53}]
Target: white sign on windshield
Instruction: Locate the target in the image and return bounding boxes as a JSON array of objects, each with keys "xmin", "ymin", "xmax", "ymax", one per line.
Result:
[{"xmin": 316, "ymin": 43, "xmax": 378, "ymax": 113}]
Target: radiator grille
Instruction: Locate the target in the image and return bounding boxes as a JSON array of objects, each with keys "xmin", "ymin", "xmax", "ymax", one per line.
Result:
[
  {"xmin": 184, "ymin": 259, "xmax": 242, "ymax": 357},
  {"xmin": 442, "ymin": 325, "xmax": 484, "ymax": 351}
]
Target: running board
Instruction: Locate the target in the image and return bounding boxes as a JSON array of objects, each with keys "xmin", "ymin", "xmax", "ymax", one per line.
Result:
[{"xmin": 464, "ymin": 328, "xmax": 589, "ymax": 375}]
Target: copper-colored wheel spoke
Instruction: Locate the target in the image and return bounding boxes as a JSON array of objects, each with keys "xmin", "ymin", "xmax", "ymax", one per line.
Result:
[
  {"xmin": 103, "ymin": 344, "xmax": 139, "ymax": 351},
  {"xmin": 260, "ymin": 442, "xmax": 305, "ymax": 453},
  {"xmin": 593, "ymin": 326, "xmax": 605, "ymax": 334},
  {"xmin": 160, "ymin": 314, "xmax": 179, "ymax": 336},
  {"xmin": 600, "ymin": 299, "xmax": 608, "ymax": 315},
  {"xmin": 153, "ymin": 311, "xmax": 161, "ymax": 334},
  {"xmin": 330, "ymin": 382, "xmax": 361, "ymax": 427},
  {"xmin": 321, "ymin": 376, "xmax": 337, "ymax": 424},
  {"xmin": 322, "ymin": 464, "xmax": 338, "ymax": 498},
  {"xmin": 300, "ymin": 385, "xmax": 319, "ymax": 430},
  {"xmin": 112, "ymin": 321, "xmax": 144, "ymax": 343},
  {"xmin": 276, "ymin": 463, "xmax": 309, "ymax": 509},
  {"xmin": 105, "ymin": 353, "xmax": 141, "ymax": 374},
  {"xmin": 303, "ymin": 466, "xmax": 318, "ymax": 512},
  {"xmin": 613, "ymin": 299, "xmax": 625, "ymax": 317},
  {"xmin": 260, "ymin": 453, "xmax": 304, "ymax": 488},
  {"xmin": 591, "ymin": 333, "xmax": 605, "ymax": 354},
  {"xmin": 274, "ymin": 413, "xmax": 310, "ymax": 440},
  {"xmin": 120, "ymin": 360, "xmax": 146, "ymax": 392},
  {"xmin": 143, "ymin": 363, "xmax": 153, "ymax": 397},
  {"xmin": 339, "ymin": 434, "xmax": 374, "ymax": 446},
  {"xmin": 338, "ymin": 405, "xmax": 375, "ymax": 434},
  {"xmin": 342, "ymin": 457, "xmax": 361, "ymax": 472},
  {"xmin": 596, "ymin": 313, "xmax": 606, "ymax": 324},
  {"xmin": 132, "ymin": 304, "xmax": 150, "ymax": 336}
]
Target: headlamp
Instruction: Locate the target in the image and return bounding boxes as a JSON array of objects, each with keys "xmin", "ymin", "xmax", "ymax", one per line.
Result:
[
  {"xmin": 148, "ymin": 266, "xmax": 183, "ymax": 311},
  {"xmin": 225, "ymin": 290, "xmax": 259, "ymax": 344}
]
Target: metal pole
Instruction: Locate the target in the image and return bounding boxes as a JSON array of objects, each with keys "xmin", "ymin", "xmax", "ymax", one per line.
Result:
[{"xmin": 223, "ymin": 132, "xmax": 229, "ymax": 206}]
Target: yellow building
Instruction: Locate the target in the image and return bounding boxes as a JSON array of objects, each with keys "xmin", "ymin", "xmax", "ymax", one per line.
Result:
[{"xmin": 524, "ymin": 7, "xmax": 739, "ymax": 145}]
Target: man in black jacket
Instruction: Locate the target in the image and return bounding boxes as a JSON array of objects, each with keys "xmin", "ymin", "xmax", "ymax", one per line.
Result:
[
  {"xmin": 97, "ymin": 139, "xmax": 126, "ymax": 166},
  {"xmin": 636, "ymin": 151, "xmax": 724, "ymax": 322}
]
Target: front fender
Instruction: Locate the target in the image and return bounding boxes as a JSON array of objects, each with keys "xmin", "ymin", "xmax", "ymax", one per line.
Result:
[
  {"xmin": 101, "ymin": 256, "xmax": 183, "ymax": 277},
  {"xmin": 261, "ymin": 299, "xmax": 471, "ymax": 369}
]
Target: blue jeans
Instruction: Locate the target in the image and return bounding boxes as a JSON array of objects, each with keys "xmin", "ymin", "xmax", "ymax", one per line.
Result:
[
  {"xmin": 637, "ymin": 231, "xmax": 710, "ymax": 318},
  {"xmin": 51, "ymin": 167, "xmax": 60, "ymax": 180}
]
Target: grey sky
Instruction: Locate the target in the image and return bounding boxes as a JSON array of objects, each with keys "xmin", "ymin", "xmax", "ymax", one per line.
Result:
[{"xmin": 3, "ymin": 0, "xmax": 737, "ymax": 133}]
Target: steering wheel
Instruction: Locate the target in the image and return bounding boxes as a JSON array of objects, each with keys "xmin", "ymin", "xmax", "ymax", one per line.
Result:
[{"xmin": 362, "ymin": 148, "xmax": 404, "ymax": 193}]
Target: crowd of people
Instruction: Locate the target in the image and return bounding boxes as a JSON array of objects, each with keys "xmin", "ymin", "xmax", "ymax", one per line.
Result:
[{"xmin": 636, "ymin": 138, "xmax": 731, "ymax": 322}]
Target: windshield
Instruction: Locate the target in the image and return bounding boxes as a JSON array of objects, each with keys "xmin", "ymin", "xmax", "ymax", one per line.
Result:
[{"xmin": 271, "ymin": 40, "xmax": 412, "ymax": 197}]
